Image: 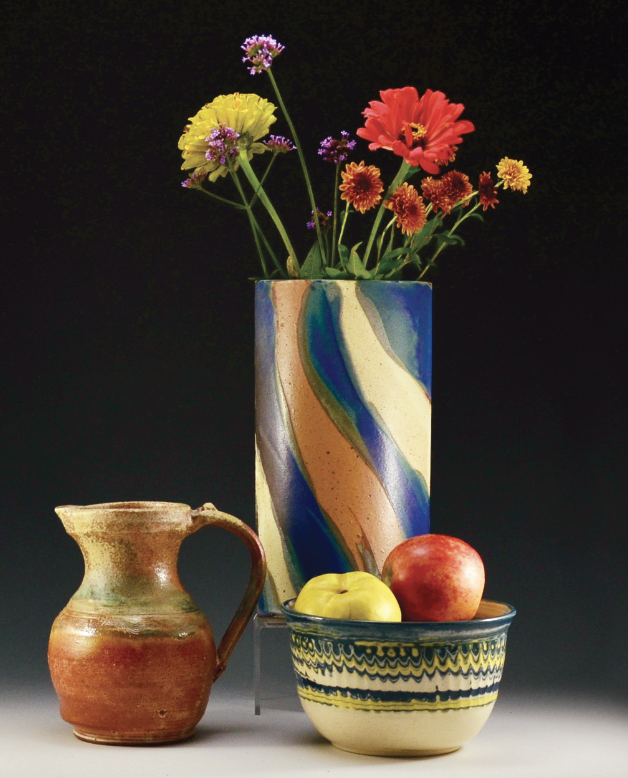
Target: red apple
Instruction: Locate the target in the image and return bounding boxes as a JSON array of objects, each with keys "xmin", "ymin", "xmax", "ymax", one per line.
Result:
[{"xmin": 382, "ymin": 534, "xmax": 485, "ymax": 622}]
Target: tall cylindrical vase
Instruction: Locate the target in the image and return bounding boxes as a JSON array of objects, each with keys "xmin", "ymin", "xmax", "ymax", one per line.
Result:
[{"xmin": 255, "ymin": 280, "xmax": 432, "ymax": 615}]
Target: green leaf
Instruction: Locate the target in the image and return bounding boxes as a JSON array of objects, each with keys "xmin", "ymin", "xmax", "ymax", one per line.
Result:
[
  {"xmin": 376, "ymin": 257, "xmax": 404, "ymax": 276},
  {"xmin": 375, "ymin": 259, "xmax": 406, "ymax": 279},
  {"xmin": 408, "ymin": 252, "xmax": 424, "ymax": 269},
  {"xmin": 347, "ymin": 243, "xmax": 371, "ymax": 279},
  {"xmin": 410, "ymin": 217, "xmax": 440, "ymax": 252},
  {"xmin": 337, "ymin": 243, "xmax": 350, "ymax": 269},
  {"xmin": 435, "ymin": 231, "xmax": 465, "ymax": 248},
  {"xmin": 324, "ymin": 267, "xmax": 351, "ymax": 279},
  {"xmin": 379, "ymin": 246, "xmax": 412, "ymax": 264},
  {"xmin": 403, "ymin": 166, "xmax": 421, "ymax": 183},
  {"xmin": 300, "ymin": 241, "xmax": 323, "ymax": 279},
  {"xmin": 467, "ymin": 212, "xmax": 485, "ymax": 222}
]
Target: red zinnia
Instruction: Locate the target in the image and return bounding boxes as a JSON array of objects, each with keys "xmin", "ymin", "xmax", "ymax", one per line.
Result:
[
  {"xmin": 478, "ymin": 171, "xmax": 499, "ymax": 210},
  {"xmin": 339, "ymin": 161, "xmax": 384, "ymax": 213},
  {"xmin": 356, "ymin": 87, "xmax": 474, "ymax": 174},
  {"xmin": 385, "ymin": 183, "xmax": 427, "ymax": 236},
  {"xmin": 434, "ymin": 145, "xmax": 458, "ymax": 167}
]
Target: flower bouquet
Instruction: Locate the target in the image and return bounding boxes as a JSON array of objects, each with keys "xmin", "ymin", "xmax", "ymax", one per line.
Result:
[{"xmin": 179, "ymin": 35, "xmax": 531, "ymax": 281}]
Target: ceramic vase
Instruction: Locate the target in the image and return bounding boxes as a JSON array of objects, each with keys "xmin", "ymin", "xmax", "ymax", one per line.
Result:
[
  {"xmin": 255, "ymin": 280, "xmax": 432, "ymax": 615},
  {"xmin": 48, "ymin": 501, "xmax": 266, "ymax": 744}
]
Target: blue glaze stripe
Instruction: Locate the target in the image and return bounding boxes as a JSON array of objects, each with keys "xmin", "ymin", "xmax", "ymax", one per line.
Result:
[
  {"xmin": 319, "ymin": 283, "xmax": 429, "ymax": 537},
  {"xmin": 357, "ymin": 282, "xmax": 432, "ymax": 398},
  {"xmin": 255, "ymin": 283, "xmax": 354, "ymax": 614}
]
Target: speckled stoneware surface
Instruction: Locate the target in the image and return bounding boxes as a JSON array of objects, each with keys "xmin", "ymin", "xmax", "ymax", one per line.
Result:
[
  {"xmin": 256, "ymin": 280, "xmax": 432, "ymax": 615},
  {"xmin": 48, "ymin": 501, "xmax": 266, "ymax": 744},
  {"xmin": 282, "ymin": 599, "xmax": 516, "ymax": 757}
]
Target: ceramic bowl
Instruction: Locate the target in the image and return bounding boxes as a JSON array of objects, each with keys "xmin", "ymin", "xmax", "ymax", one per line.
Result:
[{"xmin": 281, "ymin": 598, "xmax": 516, "ymax": 757}]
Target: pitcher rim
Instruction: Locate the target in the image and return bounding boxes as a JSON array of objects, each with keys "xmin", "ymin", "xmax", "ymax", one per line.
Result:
[{"xmin": 56, "ymin": 501, "xmax": 192, "ymax": 513}]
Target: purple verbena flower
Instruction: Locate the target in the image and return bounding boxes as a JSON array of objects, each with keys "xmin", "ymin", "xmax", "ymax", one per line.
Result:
[
  {"xmin": 205, "ymin": 124, "xmax": 241, "ymax": 165},
  {"xmin": 306, "ymin": 209, "xmax": 333, "ymax": 232},
  {"xmin": 241, "ymin": 35, "xmax": 284, "ymax": 74},
  {"xmin": 181, "ymin": 169, "xmax": 209, "ymax": 189},
  {"xmin": 264, "ymin": 135, "xmax": 297, "ymax": 153},
  {"xmin": 318, "ymin": 131, "xmax": 357, "ymax": 164}
]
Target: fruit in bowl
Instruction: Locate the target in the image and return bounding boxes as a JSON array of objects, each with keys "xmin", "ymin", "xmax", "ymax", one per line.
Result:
[
  {"xmin": 285, "ymin": 535, "xmax": 515, "ymax": 756},
  {"xmin": 382, "ymin": 533, "xmax": 485, "ymax": 622},
  {"xmin": 294, "ymin": 571, "xmax": 401, "ymax": 621}
]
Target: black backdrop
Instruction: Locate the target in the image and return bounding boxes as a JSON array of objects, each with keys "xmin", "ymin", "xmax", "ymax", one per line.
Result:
[{"xmin": 2, "ymin": 0, "xmax": 627, "ymax": 700}]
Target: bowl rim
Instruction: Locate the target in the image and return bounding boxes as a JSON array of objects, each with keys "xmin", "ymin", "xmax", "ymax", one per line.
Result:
[{"xmin": 281, "ymin": 597, "xmax": 516, "ymax": 630}]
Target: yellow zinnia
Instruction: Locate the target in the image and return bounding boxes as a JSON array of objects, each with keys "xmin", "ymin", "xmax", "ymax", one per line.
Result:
[{"xmin": 179, "ymin": 93, "xmax": 277, "ymax": 181}]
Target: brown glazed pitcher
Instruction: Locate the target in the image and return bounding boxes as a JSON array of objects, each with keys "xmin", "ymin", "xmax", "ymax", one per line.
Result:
[{"xmin": 48, "ymin": 501, "xmax": 266, "ymax": 744}]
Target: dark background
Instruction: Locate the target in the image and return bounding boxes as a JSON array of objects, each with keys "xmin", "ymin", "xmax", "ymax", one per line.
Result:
[{"xmin": 1, "ymin": 0, "xmax": 627, "ymax": 702}]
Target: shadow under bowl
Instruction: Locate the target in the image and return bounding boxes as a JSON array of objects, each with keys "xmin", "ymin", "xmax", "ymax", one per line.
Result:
[{"xmin": 281, "ymin": 598, "xmax": 516, "ymax": 757}]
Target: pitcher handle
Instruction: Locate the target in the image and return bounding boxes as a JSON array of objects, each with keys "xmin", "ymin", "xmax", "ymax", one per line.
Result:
[{"xmin": 190, "ymin": 502, "xmax": 267, "ymax": 682}]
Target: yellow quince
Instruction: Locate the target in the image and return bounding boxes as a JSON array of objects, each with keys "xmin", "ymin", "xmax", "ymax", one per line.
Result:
[{"xmin": 294, "ymin": 571, "xmax": 401, "ymax": 621}]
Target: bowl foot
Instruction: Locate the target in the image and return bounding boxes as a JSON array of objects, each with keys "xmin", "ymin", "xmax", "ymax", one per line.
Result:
[
  {"xmin": 300, "ymin": 697, "xmax": 495, "ymax": 757},
  {"xmin": 332, "ymin": 741, "xmax": 461, "ymax": 757}
]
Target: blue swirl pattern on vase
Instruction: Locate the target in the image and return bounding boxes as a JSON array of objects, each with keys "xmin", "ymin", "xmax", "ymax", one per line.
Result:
[{"xmin": 256, "ymin": 280, "xmax": 432, "ymax": 615}]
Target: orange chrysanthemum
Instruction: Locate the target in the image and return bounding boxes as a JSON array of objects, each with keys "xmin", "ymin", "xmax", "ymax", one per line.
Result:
[
  {"xmin": 478, "ymin": 171, "xmax": 499, "ymax": 210},
  {"xmin": 421, "ymin": 171, "xmax": 472, "ymax": 215},
  {"xmin": 385, "ymin": 183, "xmax": 427, "ymax": 236},
  {"xmin": 496, "ymin": 158, "xmax": 532, "ymax": 193},
  {"xmin": 356, "ymin": 87, "xmax": 474, "ymax": 174},
  {"xmin": 339, "ymin": 161, "xmax": 384, "ymax": 213},
  {"xmin": 440, "ymin": 170, "xmax": 473, "ymax": 207},
  {"xmin": 421, "ymin": 176, "xmax": 451, "ymax": 214}
]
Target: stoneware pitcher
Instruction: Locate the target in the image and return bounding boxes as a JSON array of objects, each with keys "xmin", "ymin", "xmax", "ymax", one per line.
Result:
[{"xmin": 48, "ymin": 501, "xmax": 267, "ymax": 744}]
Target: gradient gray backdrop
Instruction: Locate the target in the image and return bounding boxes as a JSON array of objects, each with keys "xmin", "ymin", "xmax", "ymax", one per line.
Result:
[{"xmin": 1, "ymin": 0, "xmax": 626, "ymax": 709}]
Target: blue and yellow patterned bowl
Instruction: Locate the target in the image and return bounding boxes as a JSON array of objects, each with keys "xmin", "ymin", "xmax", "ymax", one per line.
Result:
[{"xmin": 281, "ymin": 598, "xmax": 516, "ymax": 757}]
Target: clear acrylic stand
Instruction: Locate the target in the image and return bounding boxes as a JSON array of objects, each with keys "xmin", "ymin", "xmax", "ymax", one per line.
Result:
[{"xmin": 253, "ymin": 611, "xmax": 289, "ymax": 715}]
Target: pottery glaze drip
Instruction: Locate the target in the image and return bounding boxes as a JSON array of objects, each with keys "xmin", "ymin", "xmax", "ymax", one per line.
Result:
[{"xmin": 48, "ymin": 501, "xmax": 266, "ymax": 744}]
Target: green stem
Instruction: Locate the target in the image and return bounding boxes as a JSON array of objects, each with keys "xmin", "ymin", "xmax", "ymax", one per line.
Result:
[
  {"xmin": 375, "ymin": 222, "xmax": 402, "ymax": 277},
  {"xmin": 252, "ymin": 217, "xmax": 287, "ymax": 278},
  {"xmin": 377, "ymin": 214, "xmax": 397, "ymax": 262},
  {"xmin": 337, "ymin": 200, "xmax": 350, "ymax": 257},
  {"xmin": 363, "ymin": 160, "xmax": 412, "ymax": 269},
  {"xmin": 196, "ymin": 186, "xmax": 246, "ymax": 209},
  {"xmin": 331, "ymin": 164, "xmax": 340, "ymax": 267},
  {"xmin": 266, "ymin": 68, "xmax": 325, "ymax": 266},
  {"xmin": 229, "ymin": 168, "xmax": 268, "ymax": 277},
  {"xmin": 249, "ymin": 153, "xmax": 277, "ymax": 208},
  {"xmin": 419, "ymin": 198, "xmax": 482, "ymax": 279},
  {"xmin": 237, "ymin": 151, "xmax": 299, "ymax": 272},
  {"xmin": 376, "ymin": 233, "xmax": 384, "ymax": 264},
  {"xmin": 455, "ymin": 199, "xmax": 483, "ymax": 227}
]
